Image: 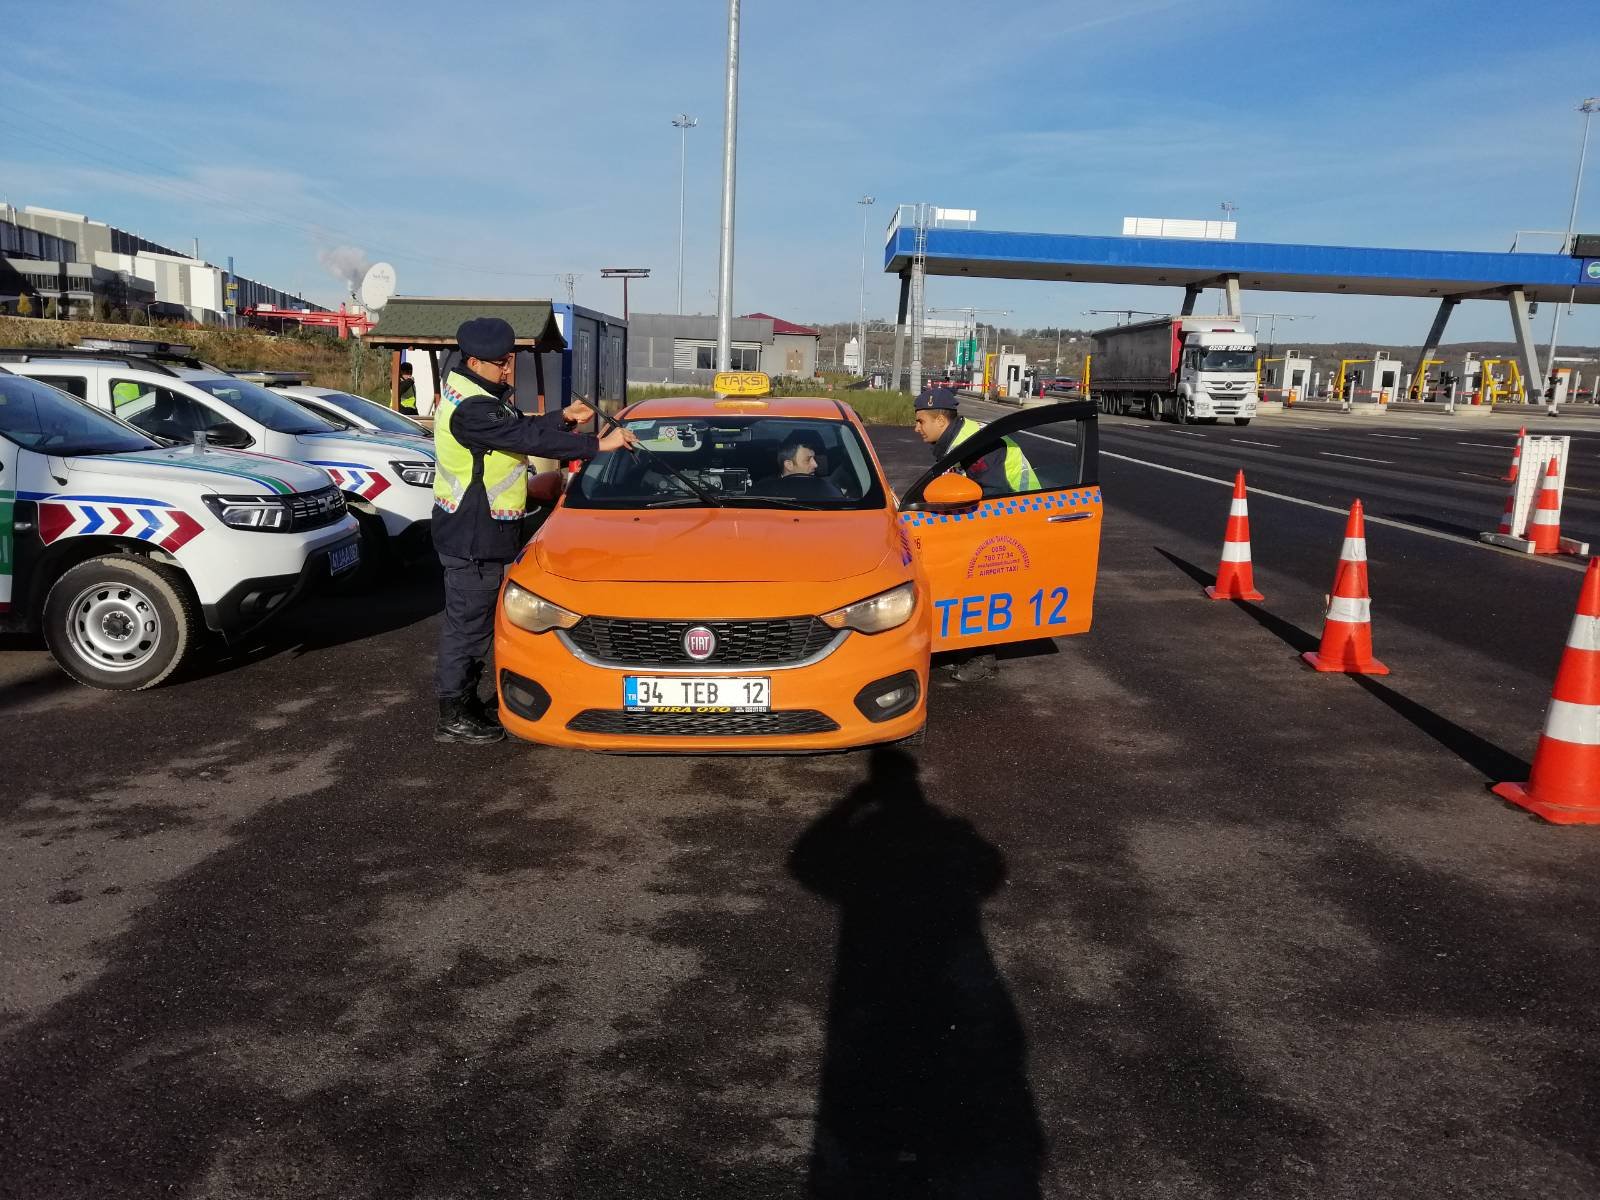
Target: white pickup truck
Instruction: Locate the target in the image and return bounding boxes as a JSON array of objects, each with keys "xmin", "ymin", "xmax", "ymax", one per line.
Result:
[
  {"xmin": 0, "ymin": 368, "xmax": 361, "ymax": 689},
  {"xmin": 1, "ymin": 340, "xmax": 436, "ymax": 572}
]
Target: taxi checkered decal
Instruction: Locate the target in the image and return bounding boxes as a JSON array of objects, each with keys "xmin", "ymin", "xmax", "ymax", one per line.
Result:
[
  {"xmin": 899, "ymin": 486, "xmax": 1102, "ymax": 528},
  {"xmin": 31, "ymin": 494, "xmax": 203, "ymax": 553},
  {"xmin": 309, "ymin": 461, "xmax": 392, "ymax": 502}
]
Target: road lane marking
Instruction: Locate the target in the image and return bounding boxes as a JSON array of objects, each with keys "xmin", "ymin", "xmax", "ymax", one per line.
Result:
[
  {"xmin": 1369, "ymin": 433, "xmax": 1420, "ymax": 440},
  {"xmin": 1458, "ymin": 442, "xmax": 1507, "ymax": 449},
  {"xmin": 1231, "ymin": 439, "xmax": 1281, "ymax": 448},
  {"xmin": 1458, "ymin": 471, "xmax": 1502, "ymax": 481},
  {"xmin": 1168, "ymin": 430, "xmax": 1207, "ymax": 438},
  {"xmin": 1018, "ymin": 430, "xmax": 1584, "ymax": 571},
  {"xmin": 1320, "ymin": 451, "xmax": 1393, "ymax": 464}
]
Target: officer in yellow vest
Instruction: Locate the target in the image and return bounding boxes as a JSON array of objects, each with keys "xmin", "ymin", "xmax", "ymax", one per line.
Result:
[
  {"xmin": 397, "ymin": 362, "xmax": 418, "ymax": 416},
  {"xmin": 912, "ymin": 386, "xmax": 1040, "ymax": 682},
  {"xmin": 911, "ymin": 386, "xmax": 1039, "ymax": 497},
  {"xmin": 433, "ymin": 317, "xmax": 637, "ymax": 743}
]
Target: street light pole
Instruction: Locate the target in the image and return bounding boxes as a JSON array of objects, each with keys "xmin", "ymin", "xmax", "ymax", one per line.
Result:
[
  {"xmin": 714, "ymin": 0, "xmax": 741, "ymax": 373},
  {"xmin": 671, "ymin": 114, "xmax": 698, "ymax": 315},
  {"xmin": 1544, "ymin": 97, "xmax": 1599, "ymax": 408},
  {"xmin": 856, "ymin": 195, "xmax": 874, "ymax": 376}
]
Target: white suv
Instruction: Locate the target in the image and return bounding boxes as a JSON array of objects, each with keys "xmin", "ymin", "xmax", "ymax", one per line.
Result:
[
  {"xmin": 0, "ymin": 368, "xmax": 361, "ymax": 689},
  {"xmin": 2, "ymin": 342, "xmax": 436, "ymax": 569}
]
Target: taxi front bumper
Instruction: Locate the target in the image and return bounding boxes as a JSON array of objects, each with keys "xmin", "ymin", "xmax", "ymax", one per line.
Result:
[{"xmin": 493, "ymin": 605, "xmax": 930, "ymax": 753}]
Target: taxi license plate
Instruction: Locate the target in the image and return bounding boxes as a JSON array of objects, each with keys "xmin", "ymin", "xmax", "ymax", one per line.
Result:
[
  {"xmin": 625, "ymin": 676, "xmax": 770, "ymax": 712},
  {"xmin": 329, "ymin": 542, "xmax": 362, "ymax": 576}
]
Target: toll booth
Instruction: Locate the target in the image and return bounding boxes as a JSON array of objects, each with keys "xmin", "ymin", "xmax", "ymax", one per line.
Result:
[
  {"xmin": 997, "ymin": 351, "xmax": 1028, "ymax": 398},
  {"xmin": 1259, "ymin": 352, "xmax": 1312, "ymax": 402},
  {"xmin": 1372, "ymin": 352, "xmax": 1400, "ymax": 403}
]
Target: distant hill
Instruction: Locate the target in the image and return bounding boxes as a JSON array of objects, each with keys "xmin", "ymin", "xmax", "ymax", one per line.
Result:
[{"xmin": 805, "ymin": 319, "xmax": 1599, "ymax": 378}]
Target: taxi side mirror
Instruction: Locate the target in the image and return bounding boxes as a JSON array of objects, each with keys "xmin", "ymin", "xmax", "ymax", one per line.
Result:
[
  {"xmin": 527, "ymin": 469, "xmax": 566, "ymax": 505},
  {"xmin": 921, "ymin": 472, "xmax": 982, "ymax": 510}
]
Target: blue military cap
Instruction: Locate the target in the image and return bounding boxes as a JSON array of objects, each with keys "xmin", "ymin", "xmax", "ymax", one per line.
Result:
[
  {"xmin": 914, "ymin": 386, "xmax": 959, "ymax": 411},
  {"xmin": 457, "ymin": 317, "xmax": 516, "ymax": 361}
]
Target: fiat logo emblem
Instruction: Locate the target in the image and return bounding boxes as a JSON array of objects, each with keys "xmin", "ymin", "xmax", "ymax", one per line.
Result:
[{"xmin": 684, "ymin": 626, "xmax": 716, "ymax": 661}]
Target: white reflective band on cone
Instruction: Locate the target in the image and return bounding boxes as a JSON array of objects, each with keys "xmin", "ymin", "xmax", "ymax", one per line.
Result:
[
  {"xmin": 1542, "ymin": 699, "xmax": 1600, "ymax": 746},
  {"xmin": 1567, "ymin": 614, "xmax": 1600, "ymax": 652},
  {"xmin": 1230, "ymin": 499, "xmax": 1249, "ymax": 517},
  {"xmin": 1220, "ymin": 541, "xmax": 1252, "ymax": 562},
  {"xmin": 1339, "ymin": 538, "xmax": 1368, "ymax": 562},
  {"xmin": 1532, "ymin": 509, "xmax": 1560, "ymax": 526},
  {"xmin": 1327, "ymin": 595, "xmax": 1371, "ymax": 623}
]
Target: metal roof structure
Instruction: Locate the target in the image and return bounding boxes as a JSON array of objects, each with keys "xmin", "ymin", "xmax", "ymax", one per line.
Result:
[
  {"xmin": 883, "ymin": 228, "xmax": 1600, "ymax": 304},
  {"xmin": 365, "ymin": 297, "xmax": 566, "ymax": 349}
]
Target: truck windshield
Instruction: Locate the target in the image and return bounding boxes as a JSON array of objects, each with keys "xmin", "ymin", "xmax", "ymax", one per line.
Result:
[
  {"xmin": 190, "ymin": 377, "xmax": 341, "ymax": 434},
  {"xmin": 568, "ymin": 415, "xmax": 887, "ymax": 510},
  {"xmin": 1200, "ymin": 349, "xmax": 1257, "ymax": 372},
  {"xmin": 0, "ymin": 372, "xmax": 161, "ymax": 455}
]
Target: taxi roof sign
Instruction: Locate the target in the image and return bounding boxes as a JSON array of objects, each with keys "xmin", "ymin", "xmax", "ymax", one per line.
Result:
[{"xmin": 713, "ymin": 370, "xmax": 772, "ymax": 397}]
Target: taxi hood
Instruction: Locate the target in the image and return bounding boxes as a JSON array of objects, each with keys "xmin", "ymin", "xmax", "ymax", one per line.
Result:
[
  {"xmin": 78, "ymin": 445, "xmax": 334, "ymax": 496},
  {"xmin": 536, "ymin": 507, "xmax": 896, "ymax": 583}
]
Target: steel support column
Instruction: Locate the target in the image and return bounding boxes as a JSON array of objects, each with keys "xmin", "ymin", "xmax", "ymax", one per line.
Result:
[
  {"xmin": 1180, "ymin": 285, "xmax": 1202, "ymax": 316},
  {"xmin": 1409, "ymin": 296, "xmax": 1458, "ymax": 399},
  {"xmin": 890, "ymin": 271, "xmax": 910, "ymax": 392},
  {"xmin": 1508, "ymin": 288, "xmax": 1543, "ymax": 406}
]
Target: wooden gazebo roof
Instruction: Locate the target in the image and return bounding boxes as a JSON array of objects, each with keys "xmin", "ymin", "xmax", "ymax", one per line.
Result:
[{"xmin": 365, "ymin": 297, "xmax": 566, "ymax": 351}]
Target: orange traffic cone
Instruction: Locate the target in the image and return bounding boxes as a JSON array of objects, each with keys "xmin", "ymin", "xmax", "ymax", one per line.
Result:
[
  {"xmin": 1205, "ymin": 470, "xmax": 1265, "ymax": 601},
  {"xmin": 1302, "ymin": 499, "xmax": 1389, "ymax": 675},
  {"xmin": 1503, "ymin": 427, "xmax": 1525, "ymax": 483},
  {"xmin": 1530, "ymin": 458, "xmax": 1563, "ymax": 555},
  {"xmin": 1493, "ymin": 558, "xmax": 1600, "ymax": 824},
  {"xmin": 1495, "ymin": 481, "xmax": 1517, "ymax": 537}
]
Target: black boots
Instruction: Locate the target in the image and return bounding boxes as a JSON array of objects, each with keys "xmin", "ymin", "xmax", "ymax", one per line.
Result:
[{"xmin": 435, "ymin": 694, "xmax": 505, "ymax": 744}]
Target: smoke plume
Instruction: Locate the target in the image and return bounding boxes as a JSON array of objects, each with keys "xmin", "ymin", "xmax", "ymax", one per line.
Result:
[{"xmin": 319, "ymin": 245, "xmax": 372, "ymax": 293}]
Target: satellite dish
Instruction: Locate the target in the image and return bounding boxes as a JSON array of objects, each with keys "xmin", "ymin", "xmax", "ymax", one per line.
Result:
[{"xmin": 359, "ymin": 262, "xmax": 397, "ymax": 311}]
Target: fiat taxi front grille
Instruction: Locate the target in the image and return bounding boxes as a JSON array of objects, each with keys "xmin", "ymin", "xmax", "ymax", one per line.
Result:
[
  {"xmin": 565, "ymin": 616, "xmax": 838, "ymax": 667},
  {"xmin": 566, "ymin": 709, "xmax": 840, "ymax": 737}
]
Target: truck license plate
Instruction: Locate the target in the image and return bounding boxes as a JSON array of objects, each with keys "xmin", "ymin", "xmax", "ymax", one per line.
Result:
[
  {"xmin": 329, "ymin": 542, "xmax": 362, "ymax": 576},
  {"xmin": 625, "ymin": 676, "xmax": 770, "ymax": 712}
]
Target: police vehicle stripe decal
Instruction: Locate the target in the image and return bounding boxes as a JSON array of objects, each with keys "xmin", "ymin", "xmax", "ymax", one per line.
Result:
[
  {"xmin": 0, "ymin": 486, "xmax": 14, "ymax": 612},
  {"xmin": 110, "ymin": 455, "xmax": 295, "ymax": 495},
  {"xmin": 308, "ymin": 461, "xmax": 393, "ymax": 502},
  {"xmin": 29, "ymin": 495, "xmax": 204, "ymax": 554}
]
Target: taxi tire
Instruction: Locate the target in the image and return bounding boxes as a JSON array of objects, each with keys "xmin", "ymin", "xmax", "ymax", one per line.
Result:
[{"xmin": 43, "ymin": 555, "xmax": 197, "ymax": 691}]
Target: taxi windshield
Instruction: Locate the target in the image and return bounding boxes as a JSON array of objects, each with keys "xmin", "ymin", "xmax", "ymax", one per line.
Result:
[
  {"xmin": 568, "ymin": 415, "xmax": 886, "ymax": 510},
  {"xmin": 0, "ymin": 371, "xmax": 160, "ymax": 455}
]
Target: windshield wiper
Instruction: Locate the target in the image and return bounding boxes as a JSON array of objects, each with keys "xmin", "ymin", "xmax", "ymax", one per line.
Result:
[
  {"xmin": 641, "ymin": 495, "xmax": 718, "ymax": 508},
  {"xmin": 583, "ymin": 395, "xmax": 723, "ymax": 507},
  {"xmin": 725, "ymin": 495, "xmax": 822, "ymax": 510}
]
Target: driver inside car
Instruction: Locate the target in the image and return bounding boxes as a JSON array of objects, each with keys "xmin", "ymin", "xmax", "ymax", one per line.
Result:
[{"xmin": 766, "ymin": 431, "xmax": 843, "ymax": 500}]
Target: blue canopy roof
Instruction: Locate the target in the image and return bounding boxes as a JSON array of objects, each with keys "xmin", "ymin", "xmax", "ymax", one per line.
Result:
[{"xmin": 884, "ymin": 227, "xmax": 1600, "ymax": 304}]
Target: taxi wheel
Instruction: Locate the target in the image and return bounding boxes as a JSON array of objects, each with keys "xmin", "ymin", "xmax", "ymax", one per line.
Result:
[{"xmin": 43, "ymin": 555, "xmax": 198, "ymax": 691}]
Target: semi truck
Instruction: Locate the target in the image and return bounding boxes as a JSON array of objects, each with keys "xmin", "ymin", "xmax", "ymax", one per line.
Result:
[{"xmin": 1088, "ymin": 316, "xmax": 1259, "ymax": 426}]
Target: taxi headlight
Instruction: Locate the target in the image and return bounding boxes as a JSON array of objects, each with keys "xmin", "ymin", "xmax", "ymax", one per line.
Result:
[
  {"xmin": 502, "ymin": 581, "xmax": 580, "ymax": 634},
  {"xmin": 821, "ymin": 582, "xmax": 916, "ymax": 634}
]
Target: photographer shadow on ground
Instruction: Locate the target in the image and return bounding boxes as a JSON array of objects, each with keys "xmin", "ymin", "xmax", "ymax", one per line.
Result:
[{"xmin": 789, "ymin": 747, "xmax": 1043, "ymax": 1200}]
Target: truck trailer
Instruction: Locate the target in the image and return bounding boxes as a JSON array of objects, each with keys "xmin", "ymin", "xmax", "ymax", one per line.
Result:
[{"xmin": 1089, "ymin": 316, "xmax": 1259, "ymax": 425}]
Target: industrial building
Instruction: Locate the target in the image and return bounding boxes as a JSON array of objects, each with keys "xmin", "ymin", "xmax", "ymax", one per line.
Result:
[
  {"xmin": 0, "ymin": 204, "xmax": 319, "ymax": 323},
  {"xmin": 627, "ymin": 312, "xmax": 819, "ymax": 385}
]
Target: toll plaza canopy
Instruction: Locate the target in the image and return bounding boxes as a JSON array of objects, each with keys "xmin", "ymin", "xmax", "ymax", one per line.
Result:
[{"xmin": 883, "ymin": 227, "xmax": 1600, "ymax": 303}]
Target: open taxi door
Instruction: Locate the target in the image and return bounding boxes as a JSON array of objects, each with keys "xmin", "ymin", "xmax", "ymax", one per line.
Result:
[{"xmin": 898, "ymin": 401, "xmax": 1101, "ymax": 653}]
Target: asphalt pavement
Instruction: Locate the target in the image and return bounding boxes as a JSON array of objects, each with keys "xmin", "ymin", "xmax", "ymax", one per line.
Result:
[{"xmin": 2, "ymin": 413, "xmax": 1599, "ymax": 1199}]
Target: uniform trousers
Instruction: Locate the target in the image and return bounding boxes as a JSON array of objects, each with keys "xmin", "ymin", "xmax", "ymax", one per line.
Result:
[{"xmin": 435, "ymin": 554, "xmax": 506, "ymax": 698}]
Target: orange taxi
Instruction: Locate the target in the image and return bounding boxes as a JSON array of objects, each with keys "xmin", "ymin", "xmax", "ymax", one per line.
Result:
[{"xmin": 493, "ymin": 388, "xmax": 1101, "ymax": 752}]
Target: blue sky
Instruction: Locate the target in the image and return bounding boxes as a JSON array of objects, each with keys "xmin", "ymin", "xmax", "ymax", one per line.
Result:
[{"xmin": 4, "ymin": 0, "xmax": 1599, "ymax": 345}]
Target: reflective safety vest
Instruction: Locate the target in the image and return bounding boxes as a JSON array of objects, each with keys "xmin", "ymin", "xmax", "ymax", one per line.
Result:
[
  {"xmin": 949, "ymin": 416, "xmax": 1040, "ymax": 493},
  {"xmin": 432, "ymin": 372, "xmax": 528, "ymax": 520},
  {"xmin": 111, "ymin": 381, "xmax": 142, "ymax": 412}
]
